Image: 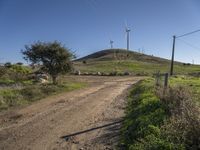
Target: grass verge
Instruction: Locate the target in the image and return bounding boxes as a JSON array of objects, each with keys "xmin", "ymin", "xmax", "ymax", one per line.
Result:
[
  {"xmin": 0, "ymin": 82, "xmax": 86, "ymax": 111},
  {"xmin": 121, "ymin": 77, "xmax": 200, "ymax": 150}
]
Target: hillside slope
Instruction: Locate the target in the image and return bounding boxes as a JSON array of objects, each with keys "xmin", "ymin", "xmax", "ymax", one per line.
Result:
[
  {"xmin": 76, "ymin": 49, "xmax": 171, "ymax": 64},
  {"xmin": 74, "ymin": 49, "xmax": 200, "ymax": 75}
]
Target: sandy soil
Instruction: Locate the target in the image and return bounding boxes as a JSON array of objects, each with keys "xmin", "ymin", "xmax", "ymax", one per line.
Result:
[{"xmin": 0, "ymin": 76, "xmax": 141, "ymax": 150}]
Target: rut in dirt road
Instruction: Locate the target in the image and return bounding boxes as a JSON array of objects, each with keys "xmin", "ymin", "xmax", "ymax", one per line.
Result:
[{"xmin": 0, "ymin": 76, "xmax": 141, "ymax": 150}]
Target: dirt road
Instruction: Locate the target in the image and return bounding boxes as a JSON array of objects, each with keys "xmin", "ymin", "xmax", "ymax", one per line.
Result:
[{"xmin": 0, "ymin": 76, "xmax": 141, "ymax": 150}]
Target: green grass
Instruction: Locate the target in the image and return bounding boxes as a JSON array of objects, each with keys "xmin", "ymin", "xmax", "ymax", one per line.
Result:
[
  {"xmin": 0, "ymin": 79, "xmax": 16, "ymax": 85},
  {"xmin": 169, "ymin": 76, "xmax": 200, "ymax": 103},
  {"xmin": 74, "ymin": 60, "xmax": 200, "ymax": 75},
  {"xmin": 74, "ymin": 49, "xmax": 200, "ymax": 75},
  {"xmin": 121, "ymin": 76, "xmax": 200, "ymax": 149},
  {"xmin": 0, "ymin": 79, "xmax": 34, "ymax": 85},
  {"xmin": 0, "ymin": 82, "xmax": 86, "ymax": 111},
  {"xmin": 121, "ymin": 79, "xmax": 178, "ymax": 149},
  {"xmin": 0, "ymin": 64, "xmax": 87, "ymax": 111}
]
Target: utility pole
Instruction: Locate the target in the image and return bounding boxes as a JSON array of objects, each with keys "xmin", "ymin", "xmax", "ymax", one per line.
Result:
[
  {"xmin": 170, "ymin": 35, "xmax": 176, "ymax": 76},
  {"xmin": 170, "ymin": 29, "xmax": 200, "ymax": 75}
]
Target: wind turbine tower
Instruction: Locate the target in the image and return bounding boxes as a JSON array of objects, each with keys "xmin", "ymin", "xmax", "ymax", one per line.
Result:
[
  {"xmin": 126, "ymin": 28, "xmax": 131, "ymax": 50},
  {"xmin": 110, "ymin": 40, "xmax": 114, "ymax": 49}
]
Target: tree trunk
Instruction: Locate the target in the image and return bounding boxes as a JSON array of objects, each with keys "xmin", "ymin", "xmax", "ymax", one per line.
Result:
[{"xmin": 52, "ymin": 75, "xmax": 57, "ymax": 85}]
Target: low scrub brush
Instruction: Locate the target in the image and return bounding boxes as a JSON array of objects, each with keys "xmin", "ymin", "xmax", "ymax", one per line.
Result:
[{"xmin": 157, "ymin": 86, "xmax": 200, "ymax": 149}]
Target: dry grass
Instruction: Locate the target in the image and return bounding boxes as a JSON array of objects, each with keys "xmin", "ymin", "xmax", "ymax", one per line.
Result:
[{"xmin": 157, "ymin": 86, "xmax": 200, "ymax": 149}]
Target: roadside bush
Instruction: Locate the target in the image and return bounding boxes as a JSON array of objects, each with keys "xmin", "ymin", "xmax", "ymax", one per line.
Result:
[
  {"xmin": 0, "ymin": 66, "xmax": 6, "ymax": 78},
  {"xmin": 10, "ymin": 64, "xmax": 31, "ymax": 74},
  {"xmin": 8, "ymin": 65, "xmax": 32, "ymax": 82},
  {"xmin": 122, "ymin": 79, "xmax": 200, "ymax": 149},
  {"xmin": 158, "ymin": 86, "xmax": 200, "ymax": 149},
  {"xmin": 4, "ymin": 62, "xmax": 12, "ymax": 68}
]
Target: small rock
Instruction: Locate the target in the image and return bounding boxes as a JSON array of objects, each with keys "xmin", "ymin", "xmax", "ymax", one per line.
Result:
[
  {"xmin": 97, "ymin": 72, "xmax": 101, "ymax": 75},
  {"xmin": 75, "ymin": 70, "xmax": 81, "ymax": 75},
  {"xmin": 124, "ymin": 71, "xmax": 130, "ymax": 75}
]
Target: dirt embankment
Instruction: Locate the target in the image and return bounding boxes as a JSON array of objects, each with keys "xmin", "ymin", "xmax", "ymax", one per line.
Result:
[{"xmin": 0, "ymin": 76, "xmax": 141, "ymax": 150}]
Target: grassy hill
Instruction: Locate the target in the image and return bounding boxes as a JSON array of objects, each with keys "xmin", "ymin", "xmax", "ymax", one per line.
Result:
[
  {"xmin": 74, "ymin": 49, "xmax": 200, "ymax": 75},
  {"xmin": 76, "ymin": 49, "xmax": 172, "ymax": 63}
]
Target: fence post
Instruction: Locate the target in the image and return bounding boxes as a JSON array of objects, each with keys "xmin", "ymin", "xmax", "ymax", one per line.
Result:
[
  {"xmin": 164, "ymin": 73, "xmax": 168, "ymax": 87},
  {"xmin": 155, "ymin": 71, "xmax": 160, "ymax": 86}
]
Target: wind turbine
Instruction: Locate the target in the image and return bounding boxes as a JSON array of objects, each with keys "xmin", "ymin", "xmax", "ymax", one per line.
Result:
[
  {"xmin": 125, "ymin": 27, "xmax": 131, "ymax": 51},
  {"xmin": 110, "ymin": 40, "xmax": 114, "ymax": 49},
  {"xmin": 124, "ymin": 20, "xmax": 131, "ymax": 51}
]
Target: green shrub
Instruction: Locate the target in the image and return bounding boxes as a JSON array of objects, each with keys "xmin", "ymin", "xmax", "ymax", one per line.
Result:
[
  {"xmin": 7, "ymin": 65, "xmax": 32, "ymax": 82},
  {"xmin": 160, "ymin": 86, "xmax": 200, "ymax": 149},
  {"xmin": 4, "ymin": 62, "xmax": 12, "ymax": 68},
  {"xmin": 0, "ymin": 66, "xmax": 6, "ymax": 77},
  {"xmin": 10, "ymin": 65, "xmax": 31, "ymax": 74}
]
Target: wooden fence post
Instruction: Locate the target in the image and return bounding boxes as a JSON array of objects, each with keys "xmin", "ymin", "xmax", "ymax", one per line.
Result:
[
  {"xmin": 155, "ymin": 71, "xmax": 160, "ymax": 86},
  {"xmin": 164, "ymin": 73, "xmax": 168, "ymax": 87}
]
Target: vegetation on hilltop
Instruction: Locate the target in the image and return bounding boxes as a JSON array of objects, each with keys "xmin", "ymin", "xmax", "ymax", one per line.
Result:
[
  {"xmin": 74, "ymin": 49, "xmax": 200, "ymax": 75},
  {"xmin": 76, "ymin": 49, "xmax": 171, "ymax": 64}
]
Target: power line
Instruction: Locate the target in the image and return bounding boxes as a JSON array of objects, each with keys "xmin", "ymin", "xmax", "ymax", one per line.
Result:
[
  {"xmin": 176, "ymin": 29, "xmax": 200, "ymax": 38},
  {"xmin": 177, "ymin": 38, "xmax": 200, "ymax": 52},
  {"xmin": 85, "ymin": 0, "xmax": 99, "ymax": 11},
  {"xmin": 170, "ymin": 29, "xmax": 200, "ymax": 75}
]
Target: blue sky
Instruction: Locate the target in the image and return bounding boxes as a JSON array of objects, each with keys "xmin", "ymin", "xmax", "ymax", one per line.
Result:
[{"xmin": 0, "ymin": 0, "xmax": 200, "ymax": 64}]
